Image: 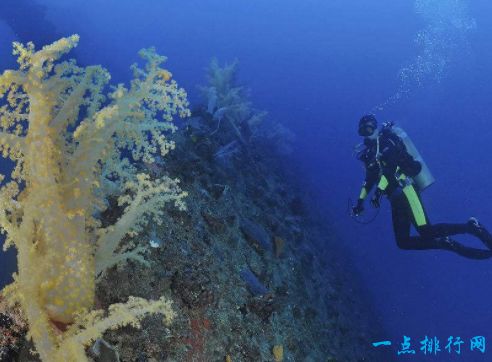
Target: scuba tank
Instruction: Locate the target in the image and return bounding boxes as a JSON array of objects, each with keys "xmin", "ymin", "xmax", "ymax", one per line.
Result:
[{"xmin": 392, "ymin": 126, "xmax": 435, "ymax": 191}]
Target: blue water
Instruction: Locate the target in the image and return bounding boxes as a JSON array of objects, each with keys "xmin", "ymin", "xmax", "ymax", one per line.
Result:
[{"xmin": 2, "ymin": 0, "xmax": 492, "ymax": 360}]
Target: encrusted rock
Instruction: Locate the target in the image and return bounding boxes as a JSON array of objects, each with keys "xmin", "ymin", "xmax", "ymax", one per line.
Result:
[
  {"xmin": 209, "ymin": 183, "xmax": 226, "ymax": 199},
  {"xmin": 171, "ymin": 268, "xmax": 214, "ymax": 309},
  {"xmin": 246, "ymin": 293, "xmax": 276, "ymax": 322},
  {"xmin": 89, "ymin": 338, "xmax": 120, "ymax": 362},
  {"xmin": 0, "ymin": 296, "xmax": 27, "ymax": 361},
  {"xmin": 202, "ymin": 211, "xmax": 226, "ymax": 234}
]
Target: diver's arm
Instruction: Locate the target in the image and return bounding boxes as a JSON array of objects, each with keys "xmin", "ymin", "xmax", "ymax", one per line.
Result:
[
  {"xmin": 360, "ymin": 163, "xmax": 379, "ymax": 200},
  {"xmin": 383, "ymin": 130, "xmax": 422, "ymax": 177},
  {"xmin": 371, "ymin": 175, "xmax": 389, "ymax": 208},
  {"xmin": 381, "ymin": 131, "xmax": 406, "ymax": 162},
  {"xmin": 353, "ymin": 164, "xmax": 379, "ymax": 215}
]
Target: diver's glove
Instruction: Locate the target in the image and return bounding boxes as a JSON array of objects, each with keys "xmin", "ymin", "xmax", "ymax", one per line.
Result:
[
  {"xmin": 352, "ymin": 198, "xmax": 365, "ymax": 216},
  {"xmin": 371, "ymin": 189, "xmax": 383, "ymax": 208}
]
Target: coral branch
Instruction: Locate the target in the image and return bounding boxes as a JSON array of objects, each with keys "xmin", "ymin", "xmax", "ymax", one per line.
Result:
[
  {"xmin": 95, "ymin": 173, "xmax": 187, "ymax": 276},
  {"xmin": 0, "ymin": 35, "xmax": 189, "ymax": 361},
  {"xmin": 57, "ymin": 297, "xmax": 175, "ymax": 361}
]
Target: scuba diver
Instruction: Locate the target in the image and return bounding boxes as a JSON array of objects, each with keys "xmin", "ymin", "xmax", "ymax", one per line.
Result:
[{"xmin": 352, "ymin": 114, "xmax": 492, "ymax": 259}]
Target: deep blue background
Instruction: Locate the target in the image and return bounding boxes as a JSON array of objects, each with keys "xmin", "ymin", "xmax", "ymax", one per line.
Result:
[{"xmin": 2, "ymin": 1, "xmax": 492, "ymax": 360}]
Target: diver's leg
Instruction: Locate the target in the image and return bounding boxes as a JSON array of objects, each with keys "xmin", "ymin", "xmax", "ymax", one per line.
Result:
[
  {"xmin": 440, "ymin": 238, "xmax": 492, "ymax": 259},
  {"xmin": 390, "ymin": 185, "xmax": 432, "ymax": 250},
  {"xmin": 390, "ymin": 194, "xmax": 413, "ymax": 249},
  {"xmin": 419, "ymin": 223, "xmax": 468, "ymax": 238},
  {"xmin": 398, "ymin": 185, "xmax": 492, "ymax": 259},
  {"xmin": 400, "ymin": 235, "xmax": 492, "ymax": 259},
  {"xmin": 406, "ymin": 184, "xmax": 492, "ymax": 249},
  {"xmin": 417, "ymin": 219, "xmax": 492, "ymax": 250}
]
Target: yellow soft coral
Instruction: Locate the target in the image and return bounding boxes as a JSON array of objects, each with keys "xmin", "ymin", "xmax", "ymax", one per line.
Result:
[
  {"xmin": 0, "ymin": 35, "xmax": 190, "ymax": 361},
  {"xmin": 273, "ymin": 344, "xmax": 284, "ymax": 362}
]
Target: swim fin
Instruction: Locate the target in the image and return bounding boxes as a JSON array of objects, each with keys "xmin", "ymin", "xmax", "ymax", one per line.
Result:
[
  {"xmin": 468, "ymin": 217, "xmax": 492, "ymax": 250},
  {"xmin": 438, "ymin": 236, "xmax": 492, "ymax": 260}
]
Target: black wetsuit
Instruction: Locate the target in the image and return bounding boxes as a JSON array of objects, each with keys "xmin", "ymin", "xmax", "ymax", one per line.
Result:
[{"xmin": 357, "ymin": 125, "xmax": 492, "ymax": 259}]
